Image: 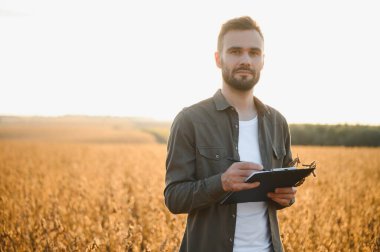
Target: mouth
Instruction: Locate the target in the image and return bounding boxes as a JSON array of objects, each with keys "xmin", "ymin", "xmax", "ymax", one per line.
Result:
[
  {"xmin": 236, "ymin": 70, "xmax": 253, "ymax": 74},
  {"xmin": 234, "ymin": 69, "xmax": 254, "ymax": 76}
]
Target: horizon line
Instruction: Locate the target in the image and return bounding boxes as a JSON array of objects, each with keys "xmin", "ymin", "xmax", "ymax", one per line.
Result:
[{"xmin": 0, "ymin": 114, "xmax": 379, "ymax": 126}]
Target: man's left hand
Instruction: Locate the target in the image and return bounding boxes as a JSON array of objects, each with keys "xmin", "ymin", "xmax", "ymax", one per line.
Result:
[{"xmin": 267, "ymin": 187, "xmax": 296, "ymax": 207}]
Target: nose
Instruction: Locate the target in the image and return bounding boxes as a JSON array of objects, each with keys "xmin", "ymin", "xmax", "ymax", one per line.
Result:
[{"xmin": 238, "ymin": 52, "xmax": 251, "ymax": 66}]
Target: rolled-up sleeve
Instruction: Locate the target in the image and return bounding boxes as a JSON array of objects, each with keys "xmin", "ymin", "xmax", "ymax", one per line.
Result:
[{"xmin": 164, "ymin": 110, "xmax": 226, "ymax": 214}]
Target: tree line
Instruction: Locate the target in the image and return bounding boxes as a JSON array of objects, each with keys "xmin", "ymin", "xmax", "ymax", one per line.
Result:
[{"xmin": 289, "ymin": 124, "xmax": 380, "ymax": 147}]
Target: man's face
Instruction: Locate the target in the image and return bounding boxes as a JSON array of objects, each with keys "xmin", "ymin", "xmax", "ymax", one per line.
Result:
[{"xmin": 216, "ymin": 29, "xmax": 264, "ymax": 91}]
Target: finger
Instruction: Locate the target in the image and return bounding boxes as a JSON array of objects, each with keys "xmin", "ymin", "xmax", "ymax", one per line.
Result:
[
  {"xmin": 274, "ymin": 187, "xmax": 297, "ymax": 194},
  {"xmin": 232, "ymin": 170, "xmax": 260, "ymax": 178},
  {"xmin": 226, "ymin": 174, "xmax": 256, "ymax": 184},
  {"xmin": 231, "ymin": 182, "xmax": 260, "ymax": 191},
  {"xmin": 269, "ymin": 197, "xmax": 291, "ymax": 206},
  {"xmin": 235, "ymin": 162, "xmax": 264, "ymax": 171},
  {"xmin": 267, "ymin": 193, "xmax": 295, "ymax": 200},
  {"xmin": 236, "ymin": 170, "xmax": 258, "ymax": 177},
  {"xmin": 228, "ymin": 176, "xmax": 251, "ymax": 184}
]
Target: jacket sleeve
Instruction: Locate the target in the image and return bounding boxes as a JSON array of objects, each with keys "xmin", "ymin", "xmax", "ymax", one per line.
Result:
[{"xmin": 164, "ymin": 110, "xmax": 227, "ymax": 214}]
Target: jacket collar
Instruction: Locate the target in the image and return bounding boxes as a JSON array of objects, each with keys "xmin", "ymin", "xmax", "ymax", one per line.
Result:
[{"xmin": 213, "ymin": 89, "xmax": 270, "ymax": 116}]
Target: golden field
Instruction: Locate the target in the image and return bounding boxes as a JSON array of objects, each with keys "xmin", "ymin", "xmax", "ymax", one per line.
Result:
[{"xmin": 0, "ymin": 117, "xmax": 379, "ymax": 251}]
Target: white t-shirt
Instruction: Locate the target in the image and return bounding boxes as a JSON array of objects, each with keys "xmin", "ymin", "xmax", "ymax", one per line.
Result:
[{"xmin": 233, "ymin": 116, "xmax": 273, "ymax": 252}]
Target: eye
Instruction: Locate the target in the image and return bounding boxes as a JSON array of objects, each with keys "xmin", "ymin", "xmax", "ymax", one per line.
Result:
[
  {"xmin": 249, "ymin": 50, "xmax": 261, "ymax": 57},
  {"xmin": 229, "ymin": 49, "xmax": 241, "ymax": 55}
]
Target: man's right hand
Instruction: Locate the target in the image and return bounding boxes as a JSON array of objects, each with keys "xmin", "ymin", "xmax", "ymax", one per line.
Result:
[{"xmin": 221, "ymin": 162, "xmax": 263, "ymax": 192}]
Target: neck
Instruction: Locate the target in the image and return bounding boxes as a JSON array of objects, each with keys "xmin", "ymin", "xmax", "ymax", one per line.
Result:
[{"xmin": 221, "ymin": 83, "xmax": 257, "ymax": 121}]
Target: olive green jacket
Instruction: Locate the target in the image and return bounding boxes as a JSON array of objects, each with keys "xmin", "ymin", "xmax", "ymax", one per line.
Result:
[{"xmin": 164, "ymin": 90, "xmax": 293, "ymax": 252}]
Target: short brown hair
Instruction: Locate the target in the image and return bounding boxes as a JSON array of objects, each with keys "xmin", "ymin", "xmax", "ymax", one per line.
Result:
[{"xmin": 217, "ymin": 16, "xmax": 264, "ymax": 53}]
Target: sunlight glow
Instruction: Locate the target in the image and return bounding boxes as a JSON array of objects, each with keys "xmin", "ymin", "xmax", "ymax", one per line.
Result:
[{"xmin": 1, "ymin": 0, "xmax": 379, "ymax": 124}]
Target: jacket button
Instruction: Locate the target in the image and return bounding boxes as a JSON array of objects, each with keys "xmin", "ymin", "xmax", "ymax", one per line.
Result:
[
  {"xmin": 229, "ymin": 237, "xmax": 233, "ymax": 242},
  {"xmin": 232, "ymin": 214, "xmax": 236, "ymax": 218},
  {"xmin": 235, "ymin": 124, "xmax": 238, "ymax": 128},
  {"xmin": 215, "ymin": 154, "xmax": 219, "ymax": 159}
]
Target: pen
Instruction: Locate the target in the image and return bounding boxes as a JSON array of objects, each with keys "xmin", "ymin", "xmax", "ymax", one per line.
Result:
[{"xmin": 227, "ymin": 157, "xmax": 240, "ymax": 162}]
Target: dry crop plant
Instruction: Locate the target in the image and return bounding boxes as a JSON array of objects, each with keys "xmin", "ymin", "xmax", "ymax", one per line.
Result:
[
  {"xmin": 0, "ymin": 141, "xmax": 185, "ymax": 251},
  {"xmin": 279, "ymin": 146, "xmax": 380, "ymax": 251},
  {"xmin": 1, "ymin": 141, "xmax": 379, "ymax": 251}
]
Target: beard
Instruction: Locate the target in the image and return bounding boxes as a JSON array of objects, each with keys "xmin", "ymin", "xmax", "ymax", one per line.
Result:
[{"xmin": 222, "ymin": 64, "xmax": 261, "ymax": 91}]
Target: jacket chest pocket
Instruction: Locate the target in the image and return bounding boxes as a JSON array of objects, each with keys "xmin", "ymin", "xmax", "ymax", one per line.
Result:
[
  {"xmin": 272, "ymin": 145, "xmax": 286, "ymax": 168},
  {"xmin": 196, "ymin": 146, "xmax": 228, "ymax": 177}
]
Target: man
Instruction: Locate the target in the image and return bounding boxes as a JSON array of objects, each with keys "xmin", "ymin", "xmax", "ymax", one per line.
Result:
[{"xmin": 164, "ymin": 16, "xmax": 296, "ymax": 252}]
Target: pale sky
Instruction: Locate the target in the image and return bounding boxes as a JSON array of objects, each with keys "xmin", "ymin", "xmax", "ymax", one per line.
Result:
[{"xmin": 1, "ymin": 0, "xmax": 379, "ymax": 124}]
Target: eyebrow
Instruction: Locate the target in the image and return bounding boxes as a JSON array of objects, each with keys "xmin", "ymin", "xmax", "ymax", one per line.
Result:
[{"xmin": 227, "ymin": 47, "xmax": 262, "ymax": 53}]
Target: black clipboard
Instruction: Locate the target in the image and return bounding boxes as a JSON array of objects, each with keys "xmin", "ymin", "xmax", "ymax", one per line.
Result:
[{"xmin": 220, "ymin": 167, "xmax": 315, "ymax": 205}]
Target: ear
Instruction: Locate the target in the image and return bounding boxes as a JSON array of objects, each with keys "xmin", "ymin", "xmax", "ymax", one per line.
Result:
[
  {"xmin": 259, "ymin": 53, "xmax": 265, "ymax": 70},
  {"xmin": 215, "ymin": 51, "xmax": 222, "ymax": 68}
]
